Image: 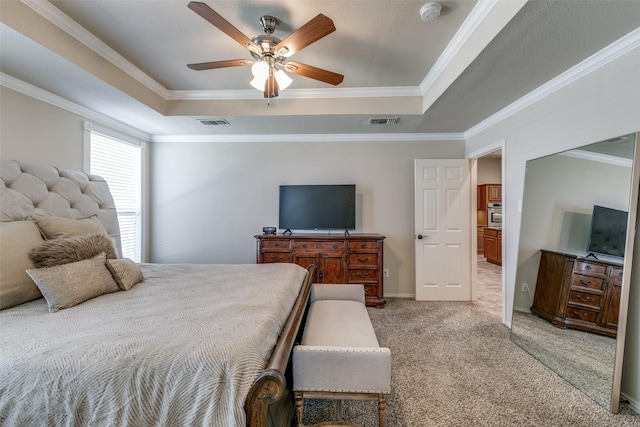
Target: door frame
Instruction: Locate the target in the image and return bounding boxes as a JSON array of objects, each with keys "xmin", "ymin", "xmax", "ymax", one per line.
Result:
[{"xmin": 467, "ymin": 139, "xmax": 506, "ymax": 323}]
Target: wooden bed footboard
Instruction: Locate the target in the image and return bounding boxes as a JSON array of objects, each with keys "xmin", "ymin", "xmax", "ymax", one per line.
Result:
[{"xmin": 245, "ymin": 264, "xmax": 317, "ymax": 427}]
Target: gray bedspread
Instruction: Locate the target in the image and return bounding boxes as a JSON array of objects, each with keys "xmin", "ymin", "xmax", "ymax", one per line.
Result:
[{"xmin": 0, "ymin": 262, "xmax": 307, "ymax": 427}]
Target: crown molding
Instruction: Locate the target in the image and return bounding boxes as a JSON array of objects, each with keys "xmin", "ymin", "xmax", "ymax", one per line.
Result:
[
  {"xmin": 419, "ymin": 0, "xmax": 498, "ymax": 95},
  {"xmin": 560, "ymin": 149, "xmax": 633, "ymax": 168},
  {"xmin": 151, "ymin": 132, "xmax": 464, "ymax": 144},
  {"xmin": 21, "ymin": 0, "xmax": 170, "ymax": 99},
  {"xmin": 166, "ymin": 85, "xmax": 422, "ymax": 101},
  {"xmin": 465, "ymin": 27, "xmax": 640, "ymax": 139},
  {"xmin": 1, "ymin": 72, "xmax": 152, "ymax": 141}
]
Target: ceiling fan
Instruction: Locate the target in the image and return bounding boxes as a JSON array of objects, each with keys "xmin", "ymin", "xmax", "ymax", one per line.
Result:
[{"xmin": 186, "ymin": 1, "xmax": 344, "ymax": 99}]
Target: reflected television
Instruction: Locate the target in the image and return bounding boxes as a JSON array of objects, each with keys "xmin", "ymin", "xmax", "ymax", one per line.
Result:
[{"xmin": 586, "ymin": 205, "xmax": 628, "ymax": 258}]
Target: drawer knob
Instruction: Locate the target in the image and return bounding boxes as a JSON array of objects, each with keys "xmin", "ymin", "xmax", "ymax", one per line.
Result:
[
  {"xmin": 333, "ymin": 244, "xmax": 337, "ymax": 249},
  {"xmin": 579, "ymin": 279, "xmax": 593, "ymax": 286},
  {"xmin": 356, "ymin": 272, "xmax": 370, "ymax": 278},
  {"xmin": 270, "ymin": 256, "xmax": 283, "ymax": 262},
  {"xmin": 573, "ymin": 311, "xmax": 588, "ymax": 319},
  {"xmin": 357, "ymin": 257, "xmax": 369, "ymax": 262},
  {"xmin": 274, "ymin": 243, "xmax": 279, "ymax": 247},
  {"xmin": 361, "ymin": 243, "xmax": 366, "ymax": 248},
  {"xmin": 302, "ymin": 243, "xmax": 307, "ymax": 248},
  {"xmin": 585, "ymin": 265, "xmax": 592, "ymax": 270}
]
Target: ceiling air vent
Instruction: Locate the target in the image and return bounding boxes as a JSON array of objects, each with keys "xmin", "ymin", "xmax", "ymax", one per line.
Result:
[
  {"xmin": 198, "ymin": 119, "xmax": 230, "ymax": 126},
  {"xmin": 368, "ymin": 117, "xmax": 400, "ymax": 125}
]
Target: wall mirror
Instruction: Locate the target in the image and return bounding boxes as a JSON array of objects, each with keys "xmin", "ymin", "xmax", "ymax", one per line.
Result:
[{"xmin": 511, "ymin": 132, "xmax": 639, "ymax": 413}]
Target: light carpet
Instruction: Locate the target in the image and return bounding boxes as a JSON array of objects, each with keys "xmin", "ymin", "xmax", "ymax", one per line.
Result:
[{"xmin": 301, "ymin": 298, "xmax": 639, "ymax": 427}]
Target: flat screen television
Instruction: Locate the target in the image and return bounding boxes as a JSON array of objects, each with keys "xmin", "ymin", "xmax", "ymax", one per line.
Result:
[
  {"xmin": 586, "ymin": 205, "xmax": 628, "ymax": 258},
  {"xmin": 279, "ymin": 184, "xmax": 356, "ymax": 231}
]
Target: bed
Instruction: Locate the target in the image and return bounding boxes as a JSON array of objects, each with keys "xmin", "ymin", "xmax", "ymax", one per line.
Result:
[{"xmin": 0, "ymin": 159, "xmax": 316, "ymax": 427}]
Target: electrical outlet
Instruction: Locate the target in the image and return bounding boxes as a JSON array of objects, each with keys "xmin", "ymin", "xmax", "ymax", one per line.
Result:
[
  {"xmin": 522, "ymin": 283, "xmax": 530, "ymax": 293},
  {"xmin": 383, "ymin": 269, "xmax": 390, "ymax": 278}
]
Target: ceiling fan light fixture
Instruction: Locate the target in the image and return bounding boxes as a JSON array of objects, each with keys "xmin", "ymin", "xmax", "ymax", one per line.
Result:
[
  {"xmin": 250, "ymin": 75, "xmax": 268, "ymax": 91},
  {"xmin": 251, "ymin": 60, "xmax": 269, "ymax": 79},
  {"xmin": 275, "ymin": 70, "xmax": 293, "ymax": 90}
]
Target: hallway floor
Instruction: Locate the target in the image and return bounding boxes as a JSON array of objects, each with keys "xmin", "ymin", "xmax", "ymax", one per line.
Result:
[{"xmin": 476, "ymin": 255, "xmax": 502, "ymax": 317}]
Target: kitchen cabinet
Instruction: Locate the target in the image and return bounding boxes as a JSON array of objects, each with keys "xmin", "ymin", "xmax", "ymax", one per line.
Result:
[{"xmin": 483, "ymin": 228, "xmax": 502, "ymax": 265}]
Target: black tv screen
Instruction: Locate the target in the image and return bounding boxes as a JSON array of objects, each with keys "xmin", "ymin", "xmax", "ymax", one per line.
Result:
[
  {"xmin": 279, "ymin": 185, "xmax": 356, "ymax": 231},
  {"xmin": 586, "ymin": 205, "xmax": 628, "ymax": 258}
]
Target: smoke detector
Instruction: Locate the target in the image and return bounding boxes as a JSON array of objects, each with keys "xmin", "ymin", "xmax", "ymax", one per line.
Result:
[{"xmin": 420, "ymin": 2, "xmax": 442, "ymax": 22}]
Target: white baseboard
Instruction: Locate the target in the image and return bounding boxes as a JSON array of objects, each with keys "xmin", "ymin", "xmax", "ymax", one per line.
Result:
[{"xmin": 621, "ymin": 392, "xmax": 640, "ymax": 414}]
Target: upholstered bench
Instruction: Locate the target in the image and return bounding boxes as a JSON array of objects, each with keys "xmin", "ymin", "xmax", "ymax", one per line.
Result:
[{"xmin": 293, "ymin": 284, "xmax": 391, "ymax": 427}]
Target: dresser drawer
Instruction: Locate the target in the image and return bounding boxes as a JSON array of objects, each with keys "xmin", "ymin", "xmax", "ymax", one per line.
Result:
[
  {"xmin": 574, "ymin": 261, "xmax": 606, "ymax": 275},
  {"xmin": 565, "ymin": 307, "xmax": 598, "ymax": 324},
  {"xmin": 261, "ymin": 240, "xmax": 291, "ymax": 249},
  {"xmin": 348, "ymin": 253, "xmax": 379, "ymax": 266},
  {"xmin": 571, "ymin": 274, "xmax": 605, "ymax": 291},
  {"xmin": 568, "ymin": 290, "xmax": 603, "ymax": 309},
  {"xmin": 347, "ymin": 269, "xmax": 379, "ymax": 283},
  {"xmin": 260, "ymin": 252, "xmax": 293, "ymax": 263},
  {"xmin": 293, "ymin": 241, "xmax": 345, "ymax": 250},
  {"xmin": 349, "ymin": 241, "xmax": 378, "ymax": 250},
  {"xmin": 363, "ymin": 284, "xmax": 379, "ymax": 297}
]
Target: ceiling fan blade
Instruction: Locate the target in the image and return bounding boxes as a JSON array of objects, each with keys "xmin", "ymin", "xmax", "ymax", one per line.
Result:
[
  {"xmin": 187, "ymin": 59, "xmax": 252, "ymax": 71},
  {"xmin": 285, "ymin": 61, "xmax": 344, "ymax": 86},
  {"xmin": 274, "ymin": 14, "xmax": 335, "ymax": 57},
  {"xmin": 264, "ymin": 72, "xmax": 279, "ymax": 98},
  {"xmin": 188, "ymin": 2, "xmax": 258, "ymax": 51}
]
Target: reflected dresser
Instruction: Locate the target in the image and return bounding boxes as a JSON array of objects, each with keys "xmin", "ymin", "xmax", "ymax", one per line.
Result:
[{"xmin": 531, "ymin": 249, "xmax": 622, "ymax": 338}]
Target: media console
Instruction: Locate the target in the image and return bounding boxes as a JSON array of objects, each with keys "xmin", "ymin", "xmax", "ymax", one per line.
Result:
[{"xmin": 255, "ymin": 234, "xmax": 386, "ymax": 307}]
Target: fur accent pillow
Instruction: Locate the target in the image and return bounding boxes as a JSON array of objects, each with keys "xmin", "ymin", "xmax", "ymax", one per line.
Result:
[{"xmin": 29, "ymin": 233, "xmax": 117, "ymax": 268}]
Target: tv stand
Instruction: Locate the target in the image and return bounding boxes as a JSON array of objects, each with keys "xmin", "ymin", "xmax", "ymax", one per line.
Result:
[{"xmin": 255, "ymin": 233, "xmax": 386, "ymax": 307}]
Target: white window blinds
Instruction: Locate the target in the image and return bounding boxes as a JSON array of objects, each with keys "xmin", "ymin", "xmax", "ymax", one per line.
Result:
[{"xmin": 89, "ymin": 132, "xmax": 142, "ymax": 262}]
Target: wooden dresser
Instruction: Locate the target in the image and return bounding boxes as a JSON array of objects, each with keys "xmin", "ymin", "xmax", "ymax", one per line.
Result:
[
  {"xmin": 531, "ymin": 250, "xmax": 622, "ymax": 337},
  {"xmin": 255, "ymin": 234, "xmax": 386, "ymax": 307}
]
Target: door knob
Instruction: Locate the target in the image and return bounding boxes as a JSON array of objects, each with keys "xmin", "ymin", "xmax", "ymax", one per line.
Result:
[{"xmin": 417, "ymin": 234, "xmax": 424, "ymax": 240}]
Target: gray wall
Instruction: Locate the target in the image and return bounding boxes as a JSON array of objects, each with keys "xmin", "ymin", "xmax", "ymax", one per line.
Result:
[{"xmin": 150, "ymin": 138, "xmax": 465, "ymax": 298}]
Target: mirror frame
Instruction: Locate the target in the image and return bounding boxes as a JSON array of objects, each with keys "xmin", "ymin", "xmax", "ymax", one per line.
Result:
[
  {"xmin": 511, "ymin": 132, "xmax": 640, "ymax": 413},
  {"xmin": 612, "ymin": 131, "xmax": 640, "ymax": 413}
]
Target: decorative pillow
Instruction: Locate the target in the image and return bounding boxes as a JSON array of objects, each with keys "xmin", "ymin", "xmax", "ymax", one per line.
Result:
[
  {"xmin": 26, "ymin": 253, "xmax": 120, "ymax": 312},
  {"xmin": 29, "ymin": 233, "xmax": 117, "ymax": 268},
  {"xmin": 0, "ymin": 221, "xmax": 44, "ymax": 309},
  {"xmin": 106, "ymin": 258, "xmax": 144, "ymax": 290},
  {"xmin": 31, "ymin": 214, "xmax": 108, "ymax": 240}
]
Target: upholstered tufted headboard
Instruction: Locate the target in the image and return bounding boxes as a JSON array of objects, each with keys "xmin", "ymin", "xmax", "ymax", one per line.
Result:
[{"xmin": 0, "ymin": 159, "xmax": 122, "ymax": 256}]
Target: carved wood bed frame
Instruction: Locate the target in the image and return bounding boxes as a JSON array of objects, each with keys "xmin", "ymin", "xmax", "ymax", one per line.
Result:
[{"xmin": 245, "ymin": 263, "xmax": 316, "ymax": 426}]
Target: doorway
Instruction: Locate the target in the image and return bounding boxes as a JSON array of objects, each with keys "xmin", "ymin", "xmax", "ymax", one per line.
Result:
[{"xmin": 475, "ymin": 149, "xmax": 504, "ymax": 318}]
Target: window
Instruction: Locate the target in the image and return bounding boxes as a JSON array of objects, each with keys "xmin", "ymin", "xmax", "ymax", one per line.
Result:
[{"xmin": 87, "ymin": 129, "xmax": 143, "ymax": 262}]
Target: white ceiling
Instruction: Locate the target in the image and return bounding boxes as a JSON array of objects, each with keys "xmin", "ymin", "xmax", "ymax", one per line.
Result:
[{"xmin": 1, "ymin": 1, "xmax": 639, "ymax": 139}]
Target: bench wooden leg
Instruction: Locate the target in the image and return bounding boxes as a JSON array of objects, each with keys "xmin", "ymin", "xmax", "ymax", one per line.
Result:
[
  {"xmin": 295, "ymin": 391, "xmax": 304, "ymax": 427},
  {"xmin": 378, "ymin": 394, "xmax": 387, "ymax": 427}
]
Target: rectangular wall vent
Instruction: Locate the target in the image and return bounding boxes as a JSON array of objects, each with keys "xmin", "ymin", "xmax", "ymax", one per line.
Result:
[
  {"xmin": 198, "ymin": 119, "xmax": 230, "ymax": 126},
  {"xmin": 368, "ymin": 117, "xmax": 400, "ymax": 125}
]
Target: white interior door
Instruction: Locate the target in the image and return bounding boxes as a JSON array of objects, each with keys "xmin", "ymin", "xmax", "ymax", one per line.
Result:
[{"xmin": 415, "ymin": 159, "xmax": 471, "ymax": 300}]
